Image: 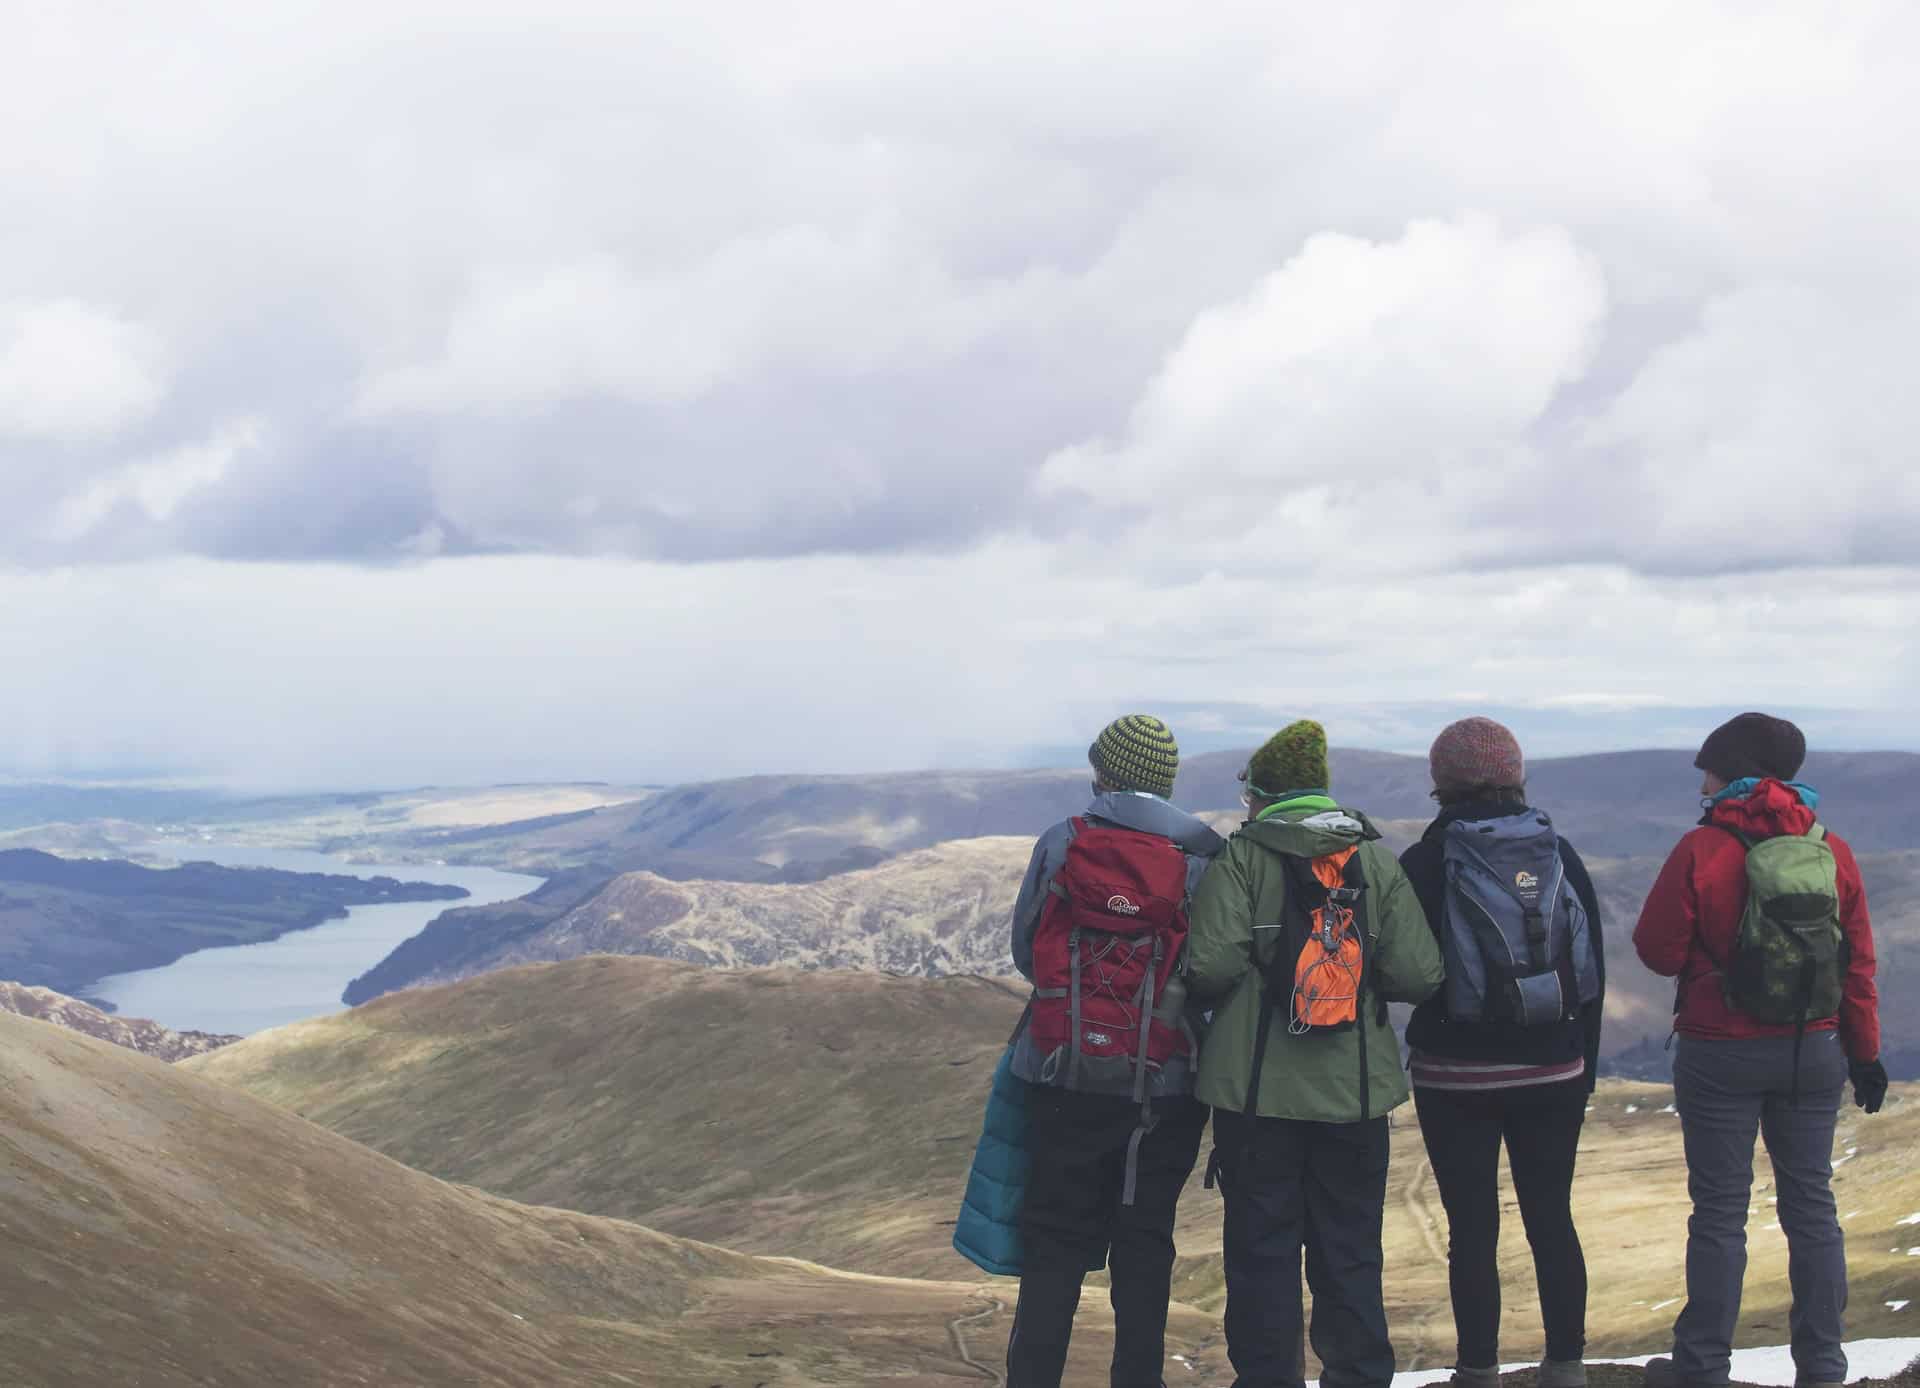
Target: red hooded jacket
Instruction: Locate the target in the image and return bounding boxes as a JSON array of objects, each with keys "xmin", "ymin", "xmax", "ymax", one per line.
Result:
[{"xmin": 1633, "ymin": 778, "xmax": 1880, "ymax": 1062}]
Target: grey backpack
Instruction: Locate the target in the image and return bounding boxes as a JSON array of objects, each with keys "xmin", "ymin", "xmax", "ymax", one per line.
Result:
[{"xmin": 1440, "ymin": 812, "xmax": 1600, "ymax": 1026}]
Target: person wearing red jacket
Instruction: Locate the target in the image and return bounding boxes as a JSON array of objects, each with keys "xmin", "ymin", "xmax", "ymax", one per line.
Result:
[{"xmin": 1634, "ymin": 713, "xmax": 1885, "ymax": 1388}]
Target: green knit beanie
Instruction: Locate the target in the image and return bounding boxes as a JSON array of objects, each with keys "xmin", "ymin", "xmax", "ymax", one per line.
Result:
[
  {"xmin": 1088, "ymin": 714, "xmax": 1180, "ymax": 799},
  {"xmin": 1245, "ymin": 719, "xmax": 1330, "ymax": 799}
]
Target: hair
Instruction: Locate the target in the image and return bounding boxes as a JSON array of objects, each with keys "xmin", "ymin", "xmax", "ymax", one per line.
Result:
[{"xmin": 1432, "ymin": 781, "xmax": 1528, "ymax": 808}]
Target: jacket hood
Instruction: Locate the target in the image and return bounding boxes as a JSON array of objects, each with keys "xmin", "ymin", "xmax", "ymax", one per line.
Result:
[
  {"xmin": 1704, "ymin": 777, "xmax": 1817, "ymax": 839},
  {"xmin": 1239, "ymin": 803, "xmax": 1380, "ymax": 860},
  {"xmin": 1086, "ymin": 789, "xmax": 1226, "ymax": 857}
]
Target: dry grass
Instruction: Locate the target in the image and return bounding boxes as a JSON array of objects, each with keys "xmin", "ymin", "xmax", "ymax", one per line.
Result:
[
  {"xmin": 191, "ymin": 958, "xmax": 1920, "ymax": 1379},
  {"xmin": 0, "ymin": 1008, "xmax": 1016, "ymax": 1386}
]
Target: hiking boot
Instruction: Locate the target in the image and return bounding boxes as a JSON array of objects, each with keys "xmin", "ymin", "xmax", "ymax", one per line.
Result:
[
  {"xmin": 1449, "ymin": 1366, "xmax": 1501, "ymax": 1388},
  {"xmin": 1642, "ymin": 1356, "xmax": 1719, "ymax": 1388},
  {"xmin": 1538, "ymin": 1361, "xmax": 1586, "ymax": 1388}
]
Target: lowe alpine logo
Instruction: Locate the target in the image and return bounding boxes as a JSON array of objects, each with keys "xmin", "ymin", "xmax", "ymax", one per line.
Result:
[
  {"xmin": 1514, "ymin": 870, "xmax": 1540, "ymax": 891},
  {"xmin": 1106, "ymin": 894, "xmax": 1142, "ymax": 916},
  {"xmin": 1084, "ymin": 1030, "xmax": 1113, "ymax": 1047}
]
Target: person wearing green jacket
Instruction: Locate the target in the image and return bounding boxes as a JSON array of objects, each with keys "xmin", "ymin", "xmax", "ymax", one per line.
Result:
[{"xmin": 1187, "ymin": 720, "xmax": 1444, "ymax": 1388}]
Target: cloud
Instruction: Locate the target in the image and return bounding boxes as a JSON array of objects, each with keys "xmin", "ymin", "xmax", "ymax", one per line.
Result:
[
  {"xmin": 0, "ymin": 2, "xmax": 1917, "ymax": 781},
  {"xmin": 0, "ymin": 300, "xmax": 166, "ymax": 444},
  {"xmin": 0, "ymin": 552, "xmax": 1911, "ymax": 788},
  {"xmin": 1034, "ymin": 215, "xmax": 1608, "ymax": 570},
  {"xmin": 0, "ymin": 1, "xmax": 1913, "ymax": 575},
  {"xmin": 48, "ymin": 418, "xmax": 264, "ymax": 543}
]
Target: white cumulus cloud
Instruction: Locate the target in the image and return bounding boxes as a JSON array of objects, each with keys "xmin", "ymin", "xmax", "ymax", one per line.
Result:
[{"xmin": 0, "ymin": 300, "xmax": 166, "ymax": 443}]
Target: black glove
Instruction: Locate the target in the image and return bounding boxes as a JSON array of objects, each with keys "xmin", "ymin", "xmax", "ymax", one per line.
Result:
[{"xmin": 1850, "ymin": 1059, "xmax": 1889, "ymax": 1115}]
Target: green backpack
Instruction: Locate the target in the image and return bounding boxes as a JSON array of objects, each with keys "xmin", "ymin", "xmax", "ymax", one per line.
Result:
[{"xmin": 1712, "ymin": 824, "xmax": 1845, "ymax": 1027}]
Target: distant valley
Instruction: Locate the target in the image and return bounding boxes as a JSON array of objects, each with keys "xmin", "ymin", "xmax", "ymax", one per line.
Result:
[{"xmin": 5, "ymin": 749, "xmax": 1915, "ymax": 1071}]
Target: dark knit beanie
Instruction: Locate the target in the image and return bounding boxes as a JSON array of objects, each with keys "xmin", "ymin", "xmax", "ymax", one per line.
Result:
[
  {"xmin": 1088, "ymin": 714, "xmax": 1180, "ymax": 799},
  {"xmin": 1430, "ymin": 717, "xmax": 1526, "ymax": 795},
  {"xmin": 1695, "ymin": 712, "xmax": 1806, "ymax": 783},
  {"xmin": 1245, "ymin": 719, "xmax": 1330, "ymax": 797}
]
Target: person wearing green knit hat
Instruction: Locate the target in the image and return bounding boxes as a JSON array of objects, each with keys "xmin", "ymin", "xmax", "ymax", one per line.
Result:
[
  {"xmin": 1188, "ymin": 718, "xmax": 1443, "ymax": 1388},
  {"xmin": 1239, "ymin": 719, "xmax": 1331, "ymax": 811}
]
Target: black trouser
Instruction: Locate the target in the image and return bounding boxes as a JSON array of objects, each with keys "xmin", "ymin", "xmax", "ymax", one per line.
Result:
[
  {"xmin": 1413, "ymin": 1078, "xmax": 1588, "ymax": 1369},
  {"xmin": 1211, "ymin": 1109, "xmax": 1394, "ymax": 1388},
  {"xmin": 1007, "ymin": 1089, "xmax": 1208, "ymax": 1388}
]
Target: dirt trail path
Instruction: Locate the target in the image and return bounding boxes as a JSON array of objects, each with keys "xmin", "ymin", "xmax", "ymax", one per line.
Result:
[
  {"xmin": 949, "ymin": 1293, "xmax": 1006, "ymax": 1384},
  {"xmin": 1401, "ymin": 1154, "xmax": 1448, "ymax": 1371}
]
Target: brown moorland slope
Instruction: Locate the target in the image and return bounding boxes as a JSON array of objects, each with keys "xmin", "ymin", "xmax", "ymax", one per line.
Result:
[
  {"xmin": 203, "ymin": 955, "xmax": 1029, "ymax": 1279},
  {"xmin": 0, "ymin": 1006, "xmax": 1104, "ymax": 1387},
  {"xmin": 194, "ymin": 958, "xmax": 1920, "ymax": 1367}
]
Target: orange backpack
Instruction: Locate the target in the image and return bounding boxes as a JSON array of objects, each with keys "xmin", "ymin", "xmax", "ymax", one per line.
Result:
[{"xmin": 1289, "ymin": 846, "xmax": 1363, "ymax": 1031}]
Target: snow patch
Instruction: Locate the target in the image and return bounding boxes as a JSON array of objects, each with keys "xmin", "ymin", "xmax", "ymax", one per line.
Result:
[
  {"xmin": 1898, "ymin": 1212, "xmax": 1920, "ymax": 1226},
  {"xmin": 1355, "ymin": 1338, "xmax": 1920, "ymax": 1387},
  {"xmin": 1889, "ymin": 1301, "xmax": 1910, "ymax": 1313},
  {"xmin": 1625, "ymin": 1104, "xmax": 1640, "ymax": 1114}
]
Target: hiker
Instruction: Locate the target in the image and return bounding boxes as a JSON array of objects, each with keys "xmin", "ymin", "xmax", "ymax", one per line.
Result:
[
  {"xmin": 1634, "ymin": 713, "xmax": 1885, "ymax": 1388},
  {"xmin": 1398, "ymin": 718, "xmax": 1605, "ymax": 1388},
  {"xmin": 1187, "ymin": 720, "xmax": 1444, "ymax": 1388},
  {"xmin": 999, "ymin": 714, "xmax": 1226, "ymax": 1388}
]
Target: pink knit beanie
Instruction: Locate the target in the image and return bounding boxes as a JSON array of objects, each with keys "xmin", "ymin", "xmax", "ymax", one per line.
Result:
[{"xmin": 1429, "ymin": 717, "xmax": 1525, "ymax": 795}]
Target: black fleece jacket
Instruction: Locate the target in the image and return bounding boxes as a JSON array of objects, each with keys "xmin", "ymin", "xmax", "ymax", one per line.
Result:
[{"xmin": 1397, "ymin": 801, "xmax": 1606, "ymax": 1090}]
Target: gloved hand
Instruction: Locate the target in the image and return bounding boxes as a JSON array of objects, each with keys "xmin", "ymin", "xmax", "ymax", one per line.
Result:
[{"xmin": 1850, "ymin": 1058, "xmax": 1889, "ymax": 1115}]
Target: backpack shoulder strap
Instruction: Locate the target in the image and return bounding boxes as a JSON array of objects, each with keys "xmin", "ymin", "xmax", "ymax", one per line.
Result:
[
  {"xmin": 1046, "ymin": 818, "xmax": 1091, "ymax": 901},
  {"xmin": 1710, "ymin": 822, "xmax": 1757, "ymax": 850}
]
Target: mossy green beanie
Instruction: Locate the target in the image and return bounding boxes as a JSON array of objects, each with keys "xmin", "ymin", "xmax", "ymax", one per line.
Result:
[
  {"xmin": 1088, "ymin": 714, "xmax": 1180, "ymax": 799},
  {"xmin": 1245, "ymin": 719, "xmax": 1330, "ymax": 798}
]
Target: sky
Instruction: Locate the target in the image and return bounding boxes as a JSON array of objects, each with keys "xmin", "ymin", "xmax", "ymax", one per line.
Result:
[{"xmin": 1, "ymin": 1, "xmax": 1916, "ymax": 788}]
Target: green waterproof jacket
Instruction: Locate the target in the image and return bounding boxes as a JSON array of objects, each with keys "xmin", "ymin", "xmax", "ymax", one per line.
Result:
[{"xmin": 1187, "ymin": 802, "xmax": 1444, "ymax": 1124}]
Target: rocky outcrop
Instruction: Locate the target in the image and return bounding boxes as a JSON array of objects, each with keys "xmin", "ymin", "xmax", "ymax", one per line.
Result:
[
  {"xmin": 348, "ymin": 836, "xmax": 1032, "ymax": 1004},
  {"xmin": 0, "ymin": 980, "xmax": 238, "ymax": 1061}
]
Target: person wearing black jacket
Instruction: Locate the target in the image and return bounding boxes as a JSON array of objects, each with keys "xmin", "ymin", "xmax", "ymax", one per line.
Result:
[{"xmin": 1398, "ymin": 718, "xmax": 1605, "ymax": 1388}]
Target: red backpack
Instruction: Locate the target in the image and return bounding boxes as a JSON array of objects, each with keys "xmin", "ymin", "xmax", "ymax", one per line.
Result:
[{"xmin": 1028, "ymin": 819, "xmax": 1194, "ymax": 1097}]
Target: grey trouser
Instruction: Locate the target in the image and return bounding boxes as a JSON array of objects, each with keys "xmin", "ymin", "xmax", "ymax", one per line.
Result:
[{"xmin": 1670, "ymin": 1032, "xmax": 1848, "ymax": 1386}]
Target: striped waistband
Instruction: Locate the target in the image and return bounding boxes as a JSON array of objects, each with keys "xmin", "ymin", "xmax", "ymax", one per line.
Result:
[{"xmin": 1409, "ymin": 1050, "xmax": 1587, "ymax": 1092}]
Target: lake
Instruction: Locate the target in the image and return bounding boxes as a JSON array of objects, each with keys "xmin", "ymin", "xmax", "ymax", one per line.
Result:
[{"xmin": 82, "ymin": 843, "xmax": 542, "ymax": 1037}]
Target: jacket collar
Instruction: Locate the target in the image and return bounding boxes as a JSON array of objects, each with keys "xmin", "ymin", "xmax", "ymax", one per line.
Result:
[
  {"xmin": 1421, "ymin": 799, "xmax": 1534, "ymax": 842},
  {"xmin": 1085, "ymin": 790, "xmax": 1226, "ymax": 856},
  {"xmin": 1239, "ymin": 802, "xmax": 1379, "ymax": 858}
]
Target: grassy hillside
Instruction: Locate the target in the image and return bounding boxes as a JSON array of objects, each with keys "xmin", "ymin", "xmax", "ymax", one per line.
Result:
[
  {"xmin": 5, "ymin": 1005, "xmax": 1168, "ymax": 1386},
  {"xmin": 201, "ymin": 955, "xmax": 1029, "ymax": 1279},
  {"xmin": 193, "ymin": 958, "xmax": 1920, "ymax": 1368}
]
